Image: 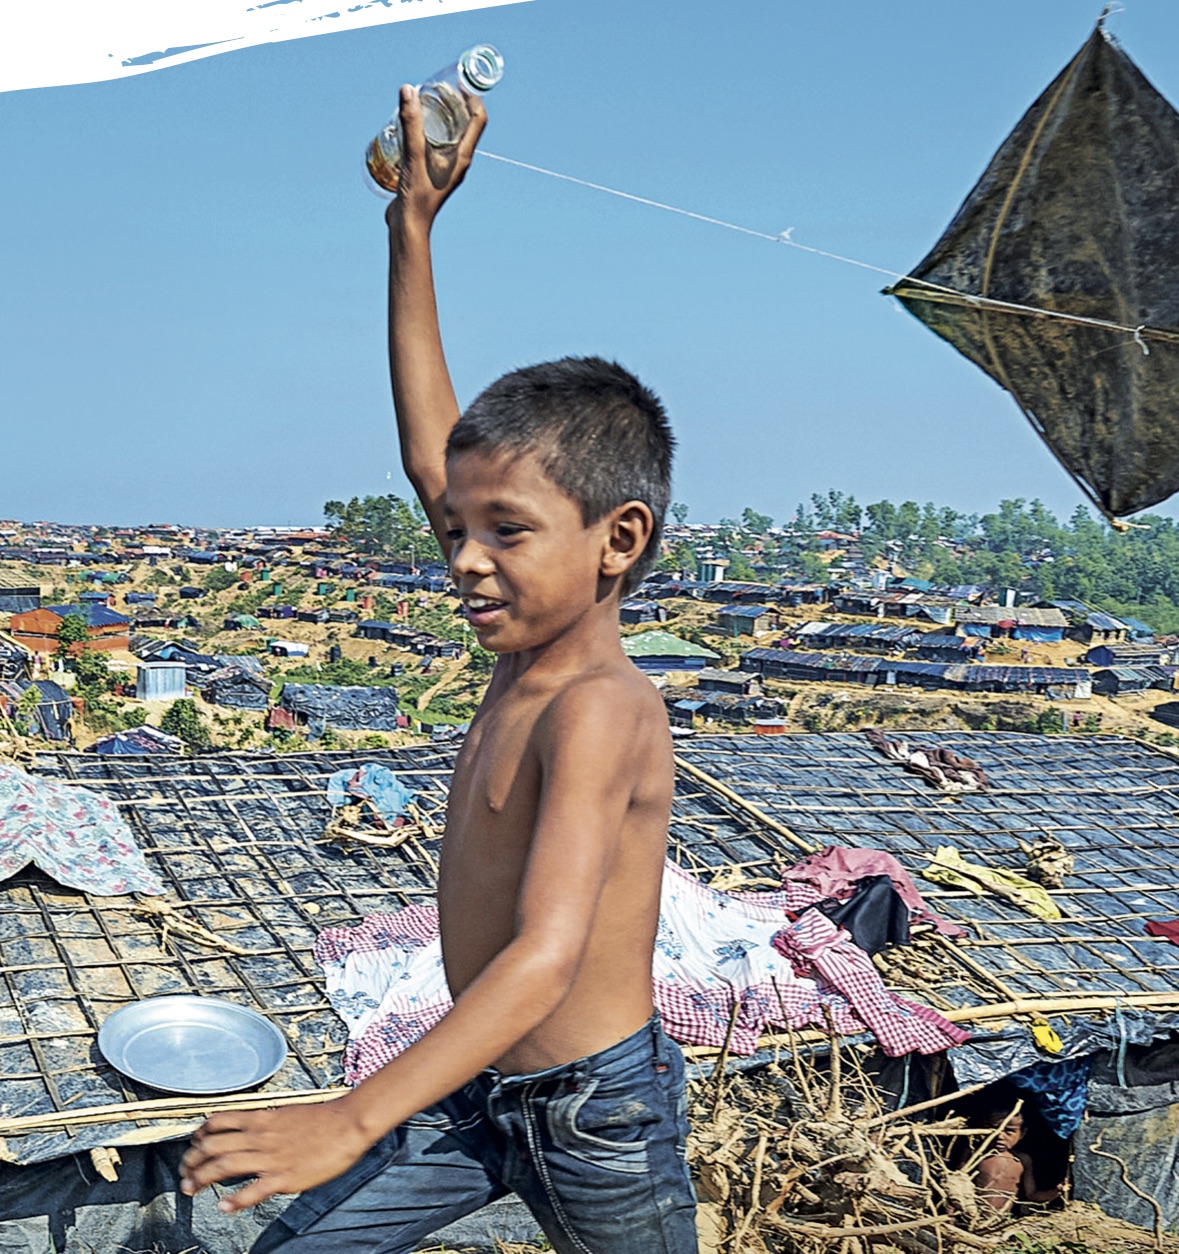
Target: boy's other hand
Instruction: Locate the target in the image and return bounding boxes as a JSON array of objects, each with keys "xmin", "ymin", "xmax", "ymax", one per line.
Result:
[
  {"xmin": 179, "ymin": 1101, "xmax": 373, "ymax": 1211},
  {"xmin": 387, "ymin": 83, "xmax": 487, "ymax": 231}
]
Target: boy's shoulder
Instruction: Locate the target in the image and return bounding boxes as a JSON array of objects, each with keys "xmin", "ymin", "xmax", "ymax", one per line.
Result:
[{"xmin": 516, "ymin": 659, "xmax": 671, "ymax": 790}]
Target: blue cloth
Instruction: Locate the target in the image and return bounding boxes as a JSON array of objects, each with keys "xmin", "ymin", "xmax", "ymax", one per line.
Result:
[
  {"xmin": 250, "ymin": 1017, "xmax": 698, "ymax": 1254},
  {"xmin": 1008, "ymin": 1054, "xmax": 1093, "ymax": 1138},
  {"xmin": 326, "ymin": 764, "xmax": 415, "ymax": 826}
]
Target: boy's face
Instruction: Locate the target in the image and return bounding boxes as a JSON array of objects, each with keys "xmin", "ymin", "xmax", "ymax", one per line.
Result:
[
  {"xmin": 444, "ymin": 448, "xmax": 613, "ymax": 655},
  {"xmin": 988, "ymin": 1112, "xmax": 1023, "ymax": 1151}
]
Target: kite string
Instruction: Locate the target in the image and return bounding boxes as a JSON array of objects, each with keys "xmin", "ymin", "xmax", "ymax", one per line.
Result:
[
  {"xmin": 478, "ymin": 150, "xmax": 905, "ymax": 282},
  {"xmin": 476, "ymin": 149, "xmax": 1172, "ymax": 351}
]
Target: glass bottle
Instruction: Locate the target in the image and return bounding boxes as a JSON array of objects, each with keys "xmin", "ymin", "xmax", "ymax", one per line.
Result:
[{"xmin": 366, "ymin": 44, "xmax": 504, "ymax": 195}]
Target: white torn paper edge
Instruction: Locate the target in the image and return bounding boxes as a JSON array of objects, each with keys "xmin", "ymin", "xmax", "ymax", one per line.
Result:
[{"xmin": 1, "ymin": 0, "xmax": 530, "ymax": 94}]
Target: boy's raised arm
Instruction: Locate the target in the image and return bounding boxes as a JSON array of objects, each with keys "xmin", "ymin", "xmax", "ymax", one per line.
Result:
[{"xmin": 386, "ymin": 85, "xmax": 486, "ymax": 553}]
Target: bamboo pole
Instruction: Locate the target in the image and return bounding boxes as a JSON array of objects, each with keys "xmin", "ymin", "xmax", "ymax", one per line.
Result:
[
  {"xmin": 939, "ymin": 991, "xmax": 1179, "ymax": 1022},
  {"xmin": 684, "ymin": 990, "xmax": 1179, "ymax": 1063},
  {"xmin": 674, "ymin": 756, "xmax": 819, "ymax": 855},
  {"xmin": 862, "ymin": 1081, "xmax": 992, "ymax": 1129},
  {"xmin": 0, "ymin": 1085, "xmax": 348, "ymax": 1137},
  {"xmin": 936, "ymin": 935, "xmax": 1020, "ymax": 1004}
]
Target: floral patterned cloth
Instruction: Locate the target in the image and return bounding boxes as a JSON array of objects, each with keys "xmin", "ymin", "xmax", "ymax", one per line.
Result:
[
  {"xmin": 316, "ymin": 857, "xmax": 966, "ymax": 1084},
  {"xmin": 0, "ymin": 761, "xmax": 163, "ymax": 896}
]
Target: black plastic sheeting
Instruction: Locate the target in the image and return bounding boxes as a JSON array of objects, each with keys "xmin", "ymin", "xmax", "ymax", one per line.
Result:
[
  {"xmin": 945, "ymin": 1007, "xmax": 1179, "ymax": 1087},
  {"xmin": 6, "ymin": 734, "xmax": 1179, "ymax": 1242},
  {"xmin": 1073, "ymin": 1037, "xmax": 1179, "ymax": 1231},
  {"xmin": 278, "ymin": 683, "xmax": 401, "ymax": 731},
  {"xmin": 0, "ymin": 1140, "xmax": 537, "ymax": 1254},
  {"xmin": 0, "ymin": 1141, "xmax": 278, "ymax": 1254},
  {"xmin": 889, "ymin": 23, "xmax": 1179, "ymax": 519},
  {"xmin": 0, "ymin": 748, "xmax": 450, "ymax": 1167}
]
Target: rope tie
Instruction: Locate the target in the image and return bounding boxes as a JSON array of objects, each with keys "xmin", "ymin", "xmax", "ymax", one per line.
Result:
[{"xmin": 476, "ymin": 149, "xmax": 1173, "ymax": 351}]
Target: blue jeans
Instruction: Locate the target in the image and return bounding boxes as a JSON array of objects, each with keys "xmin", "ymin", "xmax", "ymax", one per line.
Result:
[{"xmin": 250, "ymin": 1016, "xmax": 699, "ymax": 1254}]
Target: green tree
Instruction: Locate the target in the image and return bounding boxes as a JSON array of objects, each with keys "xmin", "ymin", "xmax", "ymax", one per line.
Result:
[
  {"xmin": 12, "ymin": 684, "xmax": 43, "ymax": 735},
  {"xmin": 324, "ymin": 494, "xmax": 430, "ymax": 562},
  {"xmin": 670, "ymin": 502, "xmax": 689, "ymax": 526},
  {"xmin": 727, "ymin": 551, "xmax": 757, "ymax": 581},
  {"xmin": 54, "ymin": 613, "xmax": 89, "ymax": 660},
  {"xmin": 864, "ymin": 500, "xmax": 898, "ymax": 543},
  {"xmin": 70, "ymin": 648, "xmax": 115, "ymax": 700},
  {"xmin": 796, "ymin": 549, "xmax": 829, "ymax": 582},
  {"xmin": 741, "ymin": 507, "xmax": 773, "ymax": 535},
  {"xmin": 160, "ymin": 699, "xmax": 210, "ymax": 751}
]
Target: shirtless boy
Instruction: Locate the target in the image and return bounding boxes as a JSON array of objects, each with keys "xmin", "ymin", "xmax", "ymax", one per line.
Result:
[
  {"xmin": 180, "ymin": 87, "xmax": 699, "ymax": 1254},
  {"xmin": 973, "ymin": 1109, "xmax": 1061, "ymax": 1214}
]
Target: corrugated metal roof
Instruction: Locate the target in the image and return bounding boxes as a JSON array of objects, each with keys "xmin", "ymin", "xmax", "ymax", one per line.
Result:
[
  {"xmin": 1086, "ymin": 612, "xmax": 1128, "ymax": 632},
  {"xmin": 622, "ymin": 630, "xmax": 719, "ymax": 659},
  {"xmin": 43, "ymin": 603, "xmax": 130, "ymax": 628},
  {"xmin": 957, "ymin": 606, "xmax": 1069, "ymax": 627},
  {"xmin": 716, "ymin": 604, "xmax": 775, "ymax": 618}
]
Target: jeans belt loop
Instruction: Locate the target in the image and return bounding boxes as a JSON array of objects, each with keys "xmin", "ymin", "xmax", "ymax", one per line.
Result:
[{"xmin": 651, "ymin": 1014, "xmax": 669, "ymax": 1067}]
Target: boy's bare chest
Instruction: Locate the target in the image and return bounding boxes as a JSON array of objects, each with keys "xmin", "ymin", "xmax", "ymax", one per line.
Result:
[{"xmin": 443, "ymin": 701, "xmax": 542, "ymax": 846}]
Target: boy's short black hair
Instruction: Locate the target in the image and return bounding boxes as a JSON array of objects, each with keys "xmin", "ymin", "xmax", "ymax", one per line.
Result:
[{"xmin": 448, "ymin": 356, "xmax": 674, "ymax": 596}]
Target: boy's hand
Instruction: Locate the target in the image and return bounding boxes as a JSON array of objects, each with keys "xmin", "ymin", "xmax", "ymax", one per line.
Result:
[
  {"xmin": 387, "ymin": 83, "xmax": 487, "ymax": 232},
  {"xmin": 179, "ymin": 1101, "xmax": 373, "ymax": 1212}
]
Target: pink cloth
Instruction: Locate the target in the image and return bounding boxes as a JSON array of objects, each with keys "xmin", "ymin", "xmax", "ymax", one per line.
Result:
[
  {"xmin": 780, "ymin": 844, "xmax": 967, "ymax": 939},
  {"xmin": 773, "ymin": 909, "xmax": 969, "ymax": 1056},
  {"xmin": 316, "ymin": 858, "xmax": 968, "ymax": 1082},
  {"xmin": 1145, "ymin": 919, "xmax": 1179, "ymax": 945}
]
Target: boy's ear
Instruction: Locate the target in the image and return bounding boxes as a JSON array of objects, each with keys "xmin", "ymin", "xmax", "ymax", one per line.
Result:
[{"xmin": 600, "ymin": 501, "xmax": 654, "ymax": 581}]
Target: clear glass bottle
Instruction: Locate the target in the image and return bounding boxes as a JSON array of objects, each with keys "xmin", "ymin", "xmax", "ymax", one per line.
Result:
[{"xmin": 366, "ymin": 44, "xmax": 504, "ymax": 195}]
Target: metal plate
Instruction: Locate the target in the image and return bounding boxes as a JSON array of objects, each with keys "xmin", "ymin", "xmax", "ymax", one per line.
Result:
[{"xmin": 98, "ymin": 995, "xmax": 288, "ymax": 1094}]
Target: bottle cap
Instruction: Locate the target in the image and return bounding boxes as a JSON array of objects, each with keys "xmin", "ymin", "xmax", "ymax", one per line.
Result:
[{"xmin": 458, "ymin": 44, "xmax": 504, "ymax": 93}]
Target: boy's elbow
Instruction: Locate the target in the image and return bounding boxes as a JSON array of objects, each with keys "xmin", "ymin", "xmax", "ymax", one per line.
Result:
[{"xmin": 509, "ymin": 934, "xmax": 583, "ymax": 1007}]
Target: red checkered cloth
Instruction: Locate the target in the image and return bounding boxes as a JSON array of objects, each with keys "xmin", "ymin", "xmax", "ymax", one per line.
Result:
[
  {"xmin": 314, "ymin": 906, "xmax": 450, "ymax": 1084},
  {"xmin": 772, "ymin": 909, "xmax": 969, "ymax": 1056},
  {"xmin": 314, "ymin": 860, "xmax": 969, "ymax": 1082}
]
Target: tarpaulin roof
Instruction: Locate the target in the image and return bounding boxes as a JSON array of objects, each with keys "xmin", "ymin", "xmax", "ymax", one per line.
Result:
[
  {"xmin": 88, "ymin": 726, "xmax": 184, "ymax": 755},
  {"xmin": 278, "ymin": 683, "xmax": 401, "ymax": 731},
  {"xmin": 44, "ymin": 603, "xmax": 130, "ymax": 628},
  {"xmin": 0, "ymin": 679, "xmax": 73, "ymax": 740},
  {"xmin": 888, "ymin": 22, "xmax": 1179, "ymax": 519},
  {"xmin": 621, "ymin": 630, "xmax": 719, "ymax": 659},
  {"xmin": 5, "ymin": 734, "xmax": 1179, "ymax": 1172}
]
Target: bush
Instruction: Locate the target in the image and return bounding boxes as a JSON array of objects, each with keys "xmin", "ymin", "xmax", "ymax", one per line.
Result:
[
  {"xmin": 70, "ymin": 649, "xmax": 116, "ymax": 700},
  {"xmin": 160, "ymin": 698, "xmax": 211, "ymax": 750},
  {"xmin": 1032, "ymin": 708, "xmax": 1065, "ymax": 735},
  {"xmin": 203, "ymin": 567, "xmax": 238, "ymax": 593}
]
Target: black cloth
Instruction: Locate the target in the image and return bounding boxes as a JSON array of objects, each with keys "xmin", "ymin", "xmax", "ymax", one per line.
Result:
[{"xmin": 811, "ymin": 874, "xmax": 911, "ymax": 955}]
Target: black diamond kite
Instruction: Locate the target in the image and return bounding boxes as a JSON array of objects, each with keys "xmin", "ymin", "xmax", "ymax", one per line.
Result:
[{"xmin": 887, "ymin": 19, "xmax": 1179, "ymax": 521}]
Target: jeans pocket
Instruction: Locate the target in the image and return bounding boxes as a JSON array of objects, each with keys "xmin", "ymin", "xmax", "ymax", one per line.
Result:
[
  {"xmin": 404, "ymin": 1079, "xmax": 485, "ymax": 1134},
  {"xmin": 545, "ymin": 1076, "xmax": 659, "ymax": 1176}
]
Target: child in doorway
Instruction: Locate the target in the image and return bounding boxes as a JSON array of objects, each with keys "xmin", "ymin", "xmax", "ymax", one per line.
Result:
[
  {"xmin": 180, "ymin": 86, "xmax": 698, "ymax": 1254},
  {"xmin": 973, "ymin": 1108, "xmax": 1062, "ymax": 1214}
]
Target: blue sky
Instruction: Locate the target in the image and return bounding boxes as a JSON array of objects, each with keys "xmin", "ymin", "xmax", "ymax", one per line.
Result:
[{"xmin": 5, "ymin": 0, "xmax": 1179, "ymax": 529}]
